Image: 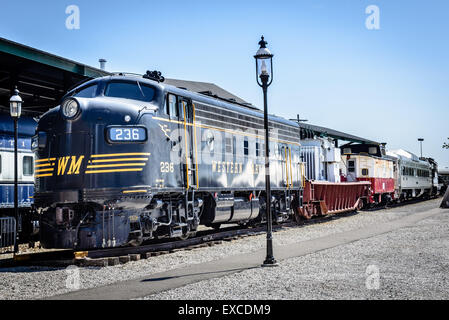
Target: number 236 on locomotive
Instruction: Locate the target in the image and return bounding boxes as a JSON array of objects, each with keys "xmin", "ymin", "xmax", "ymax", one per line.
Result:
[{"xmin": 33, "ymin": 71, "xmax": 304, "ymax": 249}]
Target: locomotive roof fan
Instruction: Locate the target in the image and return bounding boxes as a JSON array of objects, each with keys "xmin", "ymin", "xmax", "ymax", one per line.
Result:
[{"xmin": 143, "ymin": 70, "xmax": 165, "ymax": 83}]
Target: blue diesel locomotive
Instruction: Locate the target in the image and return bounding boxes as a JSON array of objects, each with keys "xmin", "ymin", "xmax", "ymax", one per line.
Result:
[{"xmin": 34, "ymin": 72, "xmax": 304, "ymax": 249}]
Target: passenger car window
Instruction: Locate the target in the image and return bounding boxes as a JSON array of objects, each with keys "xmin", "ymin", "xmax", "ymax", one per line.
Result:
[
  {"xmin": 23, "ymin": 156, "xmax": 34, "ymax": 176},
  {"xmin": 105, "ymin": 81, "xmax": 155, "ymax": 102},
  {"xmin": 74, "ymin": 84, "xmax": 97, "ymax": 98}
]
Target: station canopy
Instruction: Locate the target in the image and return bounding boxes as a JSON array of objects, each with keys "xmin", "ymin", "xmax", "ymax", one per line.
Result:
[
  {"xmin": 298, "ymin": 122, "xmax": 380, "ymax": 145},
  {"xmin": 0, "ymin": 37, "xmax": 378, "ymax": 145},
  {"xmin": 0, "ymin": 37, "xmax": 109, "ymax": 116}
]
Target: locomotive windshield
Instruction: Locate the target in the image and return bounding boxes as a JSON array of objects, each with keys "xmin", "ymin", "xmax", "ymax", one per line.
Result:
[
  {"xmin": 73, "ymin": 84, "xmax": 98, "ymax": 98},
  {"xmin": 104, "ymin": 80, "xmax": 156, "ymax": 102}
]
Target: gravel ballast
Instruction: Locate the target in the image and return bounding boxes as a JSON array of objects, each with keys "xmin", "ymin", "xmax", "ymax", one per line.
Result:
[
  {"xmin": 0, "ymin": 198, "xmax": 444, "ymax": 300},
  {"xmin": 143, "ymin": 207, "xmax": 449, "ymax": 300}
]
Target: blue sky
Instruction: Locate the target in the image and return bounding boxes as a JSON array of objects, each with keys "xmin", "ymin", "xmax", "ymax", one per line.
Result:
[{"xmin": 1, "ymin": 0, "xmax": 448, "ymax": 167}]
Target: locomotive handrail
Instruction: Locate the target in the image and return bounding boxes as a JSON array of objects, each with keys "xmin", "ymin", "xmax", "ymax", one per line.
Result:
[
  {"xmin": 288, "ymin": 147, "xmax": 293, "ymax": 188},
  {"xmin": 182, "ymin": 101, "xmax": 190, "ymax": 190},
  {"xmin": 192, "ymin": 103, "xmax": 199, "ymax": 190}
]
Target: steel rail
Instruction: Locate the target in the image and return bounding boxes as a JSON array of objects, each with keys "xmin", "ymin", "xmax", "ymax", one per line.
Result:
[{"xmin": 0, "ymin": 197, "xmax": 438, "ymax": 268}]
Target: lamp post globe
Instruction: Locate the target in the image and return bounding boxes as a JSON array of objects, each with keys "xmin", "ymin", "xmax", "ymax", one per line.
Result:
[
  {"xmin": 10, "ymin": 88, "xmax": 22, "ymax": 118},
  {"xmin": 9, "ymin": 87, "xmax": 22, "ymax": 253},
  {"xmin": 254, "ymin": 36, "xmax": 277, "ymax": 267},
  {"xmin": 254, "ymin": 36, "xmax": 274, "ymax": 87}
]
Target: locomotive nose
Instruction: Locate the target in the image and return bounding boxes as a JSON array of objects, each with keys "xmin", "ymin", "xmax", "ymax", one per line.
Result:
[{"xmin": 34, "ymin": 97, "xmax": 151, "ymax": 197}]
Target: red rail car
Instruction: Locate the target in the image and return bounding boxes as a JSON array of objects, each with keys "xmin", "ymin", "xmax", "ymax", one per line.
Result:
[
  {"xmin": 356, "ymin": 177, "xmax": 395, "ymax": 203},
  {"xmin": 297, "ymin": 180, "xmax": 371, "ymax": 220}
]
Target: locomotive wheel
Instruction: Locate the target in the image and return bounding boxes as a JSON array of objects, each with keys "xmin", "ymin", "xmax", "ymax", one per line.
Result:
[
  {"xmin": 356, "ymin": 199, "xmax": 364, "ymax": 211},
  {"xmin": 178, "ymin": 233, "xmax": 190, "ymax": 240},
  {"xmin": 128, "ymin": 238, "xmax": 143, "ymax": 247},
  {"xmin": 178, "ymin": 226, "xmax": 190, "ymax": 240},
  {"xmin": 178, "ymin": 231, "xmax": 197, "ymax": 240},
  {"xmin": 178, "ymin": 225, "xmax": 198, "ymax": 240}
]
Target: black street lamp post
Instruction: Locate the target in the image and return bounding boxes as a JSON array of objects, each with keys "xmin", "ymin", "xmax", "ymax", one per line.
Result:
[
  {"xmin": 418, "ymin": 138, "xmax": 424, "ymax": 158},
  {"xmin": 10, "ymin": 88, "xmax": 22, "ymax": 254},
  {"xmin": 254, "ymin": 36, "xmax": 277, "ymax": 267}
]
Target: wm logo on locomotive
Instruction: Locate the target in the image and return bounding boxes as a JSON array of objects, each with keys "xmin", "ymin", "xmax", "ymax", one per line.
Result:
[{"xmin": 57, "ymin": 156, "xmax": 85, "ymax": 175}]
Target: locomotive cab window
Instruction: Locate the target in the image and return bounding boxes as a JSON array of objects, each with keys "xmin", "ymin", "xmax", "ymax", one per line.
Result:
[
  {"xmin": 105, "ymin": 81, "xmax": 156, "ymax": 102},
  {"xmin": 167, "ymin": 94, "xmax": 178, "ymax": 117},
  {"xmin": 73, "ymin": 84, "xmax": 98, "ymax": 98}
]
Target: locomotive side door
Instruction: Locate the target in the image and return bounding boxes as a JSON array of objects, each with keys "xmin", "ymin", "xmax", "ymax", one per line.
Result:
[{"xmin": 179, "ymin": 97, "xmax": 198, "ymax": 190}]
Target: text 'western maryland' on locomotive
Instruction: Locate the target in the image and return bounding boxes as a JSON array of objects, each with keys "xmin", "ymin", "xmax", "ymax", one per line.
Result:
[{"xmin": 33, "ymin": 73, "xmax": 304, "ymax": 249}]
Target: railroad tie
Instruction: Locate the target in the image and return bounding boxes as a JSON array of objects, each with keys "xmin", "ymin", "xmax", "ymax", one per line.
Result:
[{"xmin": 119, "ymin": 256, "xmax": 131, "ymax": 264}]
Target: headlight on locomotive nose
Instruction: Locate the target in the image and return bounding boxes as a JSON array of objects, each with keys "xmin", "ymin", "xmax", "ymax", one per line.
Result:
[{"xmin": 61, "ymin": 97, "xmax": 80, "ymax": 119}]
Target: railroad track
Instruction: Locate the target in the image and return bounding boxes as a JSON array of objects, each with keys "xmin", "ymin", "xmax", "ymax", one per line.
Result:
[
  {"xmin": 0, "ymin": 212, "xmax": 342, "ymax": 268},
  {"xmin": 0, "ymin": 222, "xmax": 296, "ymax": 268},
  {"xmin": 362, "ymin": 196, "xmax": 439, "ymax": 212},
  {"xmin": 0, "ymin": 197, "xmax": 438, "ymax": 268}
]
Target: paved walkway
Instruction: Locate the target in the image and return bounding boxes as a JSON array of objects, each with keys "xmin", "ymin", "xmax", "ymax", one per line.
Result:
[{"xmin": 48, "ymin": 202, "xmax": 445, "ymax": 300}]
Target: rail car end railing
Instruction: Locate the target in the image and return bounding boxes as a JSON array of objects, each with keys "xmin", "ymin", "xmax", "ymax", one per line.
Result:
[{"xmin": 0, "ymin": 217, "xmax": 16, "ymax": 254}]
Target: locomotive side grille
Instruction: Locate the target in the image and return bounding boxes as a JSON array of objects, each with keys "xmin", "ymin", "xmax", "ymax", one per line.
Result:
[{"xmin": 194, "ymin": 102, "xmax": 300, "ymax": 144}]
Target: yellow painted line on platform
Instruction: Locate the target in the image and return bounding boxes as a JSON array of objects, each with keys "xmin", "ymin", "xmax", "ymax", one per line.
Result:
[
  {"xmin": 13, "ymin": 254, "xmax": 31, "ymax": 261},
  {"xmin": 86, "ymin": 163, "xmax": 147, "ymax": 169},
  {"xmin": 91, "ymin": 153, "xmax": 151, "ymax": 158},
  {"xmin": 85, "ymin": 168, "xmax": 143, "ymax": 174},
  {"xmin": 74, "ymin": 251, "xmax": 88, "ymax": 259},
  {"xmin": 122, "ymin": 189, "xmax": 147, "ymax": 194},
  {"xmin": 91, "ymin": 158, "xmax": 148, "ymax": 163}
]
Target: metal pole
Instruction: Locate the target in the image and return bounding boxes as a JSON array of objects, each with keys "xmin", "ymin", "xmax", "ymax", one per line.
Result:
[
  {"xmin": 420, "ymin": 141, "xmax": 423, "ymax": 158},
  {"xmin": 14, "ymin": 117, "xmax": 19, "ymax": 253},
  {"xmin": 418, "ymin": 138, "xmax": 424, "ymax": 158},
  {"xmin": 262, "ymin": 78, "xmax": 277, "ymax": 266}
]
